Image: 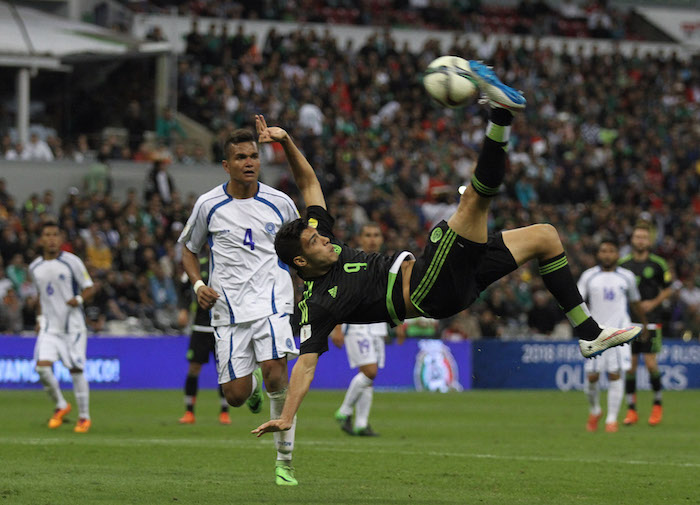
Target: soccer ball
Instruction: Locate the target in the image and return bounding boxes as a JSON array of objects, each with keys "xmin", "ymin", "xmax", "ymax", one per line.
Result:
[{"xmin": 423, "ymin": 56, "xmax": 478, "ymax": 109}]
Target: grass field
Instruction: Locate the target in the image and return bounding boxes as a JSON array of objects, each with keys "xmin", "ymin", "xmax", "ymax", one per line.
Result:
[{"xmin": 1, "ymin": 389, "xmax": 699, "ymax": 505}]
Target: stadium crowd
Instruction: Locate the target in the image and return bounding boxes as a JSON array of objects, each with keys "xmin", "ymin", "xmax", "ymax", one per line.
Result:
[
  {"xmin": 1, "ymin": 23, "xmax": 699, "ymax": 341},
  {"xmin": 129, "ymin": 0, "xmax": 632, "ymax": 40}
]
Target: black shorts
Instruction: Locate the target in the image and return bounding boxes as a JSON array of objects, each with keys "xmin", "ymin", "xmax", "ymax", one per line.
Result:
[
  {"xmin": 186, "ymin": 329, "xmax": 216, "ymax": 364},
  {"xmin": 630, "ymin": 327, "xmax": 663, "ymax": 354},
  {"xmin": 409, "ymin": 222, "xmax": 518, "ymax": 319}
]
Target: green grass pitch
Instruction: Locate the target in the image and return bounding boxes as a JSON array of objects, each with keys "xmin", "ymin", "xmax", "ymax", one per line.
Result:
[{"xmin": 1, "ymin": 389, "xmax": 699, "ymax": 505}]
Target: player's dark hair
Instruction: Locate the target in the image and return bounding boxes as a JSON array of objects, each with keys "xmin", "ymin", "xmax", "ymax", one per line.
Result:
[
  {"xmin": 275, "ymin": 218, "xmax": 308, "ymax": 270},
  {"xmin": 633, "ymin": 220, "xmax": 651, "ymax": 232},
  {"xmin": 598, "ymin": 236, "xmax": 618, "ymax": 249},
  {"xmin": 39, "ymin": 220, "xmax": 60, "ymax": 233},
  {"xmin": 223, "ymin": 129, "xmax": 256, "ymax": 159},
  {"xmin": 360, "ymin": 221, "xmax": 381, "ymax": 234}
]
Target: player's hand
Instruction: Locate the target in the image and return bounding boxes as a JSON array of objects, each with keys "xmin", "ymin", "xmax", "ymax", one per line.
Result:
[
  {"xmin": 640, "ymin": 327, "xmax": 650, "ymax": 343},
  {"xmin": 251, "ymin": 419, "xmax": 292, "ymax": 437},
  {"xmin": 639, "ymin": 300, "xmax": 656, "ymax": 313},
  {"xmin": 331, "ymin": 331, "xmax": 344, "ymax": 348},
  {"xmin": 196, "ymin": 286, "xmax": 220, "ymax": 310},
  {"xmin": 66, "ymin": 298, "xmax": 80, "ymax": 307},
  {"xmin": 255, "ymin": 115, "xmax": 288, "ymax": 144}
]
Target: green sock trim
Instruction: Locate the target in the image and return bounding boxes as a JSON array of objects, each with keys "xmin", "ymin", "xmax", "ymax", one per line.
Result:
[
  {"xmin": 486, "ymin": 123, "xmax": 509, "ymax": 143},
  {"xmin": 471, "ymin": 175, "xmax": 500, "ymax": 196},
  {"xmin": 566, "ymin": 305, "xmax": 589, "ymax": 327},
  {"xmin": 539, "ymin": 256, "xmax": 568, "ymax": 275}
]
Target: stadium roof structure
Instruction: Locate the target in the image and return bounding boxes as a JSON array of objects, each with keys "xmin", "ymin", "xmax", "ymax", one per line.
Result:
[
  {"xmin": 1, "ymin": 2, "xmax": 170, "ymax": 145},
  {"xmin": 0, "ymin": 2, "xmax": 169, "ymax": 68}
]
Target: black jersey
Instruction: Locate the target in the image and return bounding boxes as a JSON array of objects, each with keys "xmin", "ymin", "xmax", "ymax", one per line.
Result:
[
  {"xmin": 296, "ymin": 206, "xmax": 407, "ymax": 355},
  {"xmin": 619, "ymin": 253, "xmax": 671, "ymax": 323},
  {"xmin": 178, "ymin": 256, "xmax": 211, "ymax": 328}
]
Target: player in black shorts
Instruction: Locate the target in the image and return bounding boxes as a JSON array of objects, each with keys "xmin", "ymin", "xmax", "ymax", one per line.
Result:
[
  {"xmin": 178, "ymin": 255, "xmax": 230, "ymax": 425},
  {"xmin": 619, "ymin": 221, "xmax": 674, "ymax": 426},
  {"xmin": 251, "ymin": 67, "xmax": 640, "ymax": 439}
]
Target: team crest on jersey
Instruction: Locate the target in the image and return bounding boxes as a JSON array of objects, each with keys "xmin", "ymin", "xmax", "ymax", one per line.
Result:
[
  {"xmin": 59, "ymin": 274, "xmax": 65, "ymax": 281},
  {"xmin": 430, "ymin": 228, "xmax": 443, "ymax": 243},
  {"xmin": 413, "ymin": 340, "xmax": 463, "ymax": 392},
  {"xmin": 643, "ymin": 266, "xmax": 654, "ymax": 278},
  {"xmin": 265, "ymin": 222, "xmax": 276, "ymax": 235}
]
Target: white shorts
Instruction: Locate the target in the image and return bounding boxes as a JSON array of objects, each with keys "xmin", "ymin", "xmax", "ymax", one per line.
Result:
[
  {"xmin": 345, "ymin": 332, "xmax": 386, "ymax": 369},
  {"xmin": 34, "ymin": 330, "xmax": 87, "ymax": 370},
  {"xmin": 214, "ymin": 313, "xmax": 298, "ymax": 384},
  {"xmin": 585, "ymin": 343, "xmax": 631, "ymax": 375}
]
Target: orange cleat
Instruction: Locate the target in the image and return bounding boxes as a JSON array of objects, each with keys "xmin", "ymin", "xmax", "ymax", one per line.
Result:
[
  {"xmin": 586, "ymin": 412, "xmax": 601, "ymax": 432},
  {"xmin": 605, "ymin": 421, "xmax": 619, "ymax": 433},
  {"xmin": 48, "ymin": 403, "xmax": 72, "ymax": 429},
  {"xmin": 179, "ymin": 411, "xmax": 195, "ymax": 424},
  {"xmin": 648, "ymin": 405, "xmax": 663, "ymax": 426},
  {"xmin": 219, "ymin": 412, "xmax": 231, "ymax": 425},
  {"xmin": 623, "ymin": 409, "xmax": 638, "ymax": 426},
  {"xmin": 74, "ymin": 418, "xmax": 91, "ymax": 433}
]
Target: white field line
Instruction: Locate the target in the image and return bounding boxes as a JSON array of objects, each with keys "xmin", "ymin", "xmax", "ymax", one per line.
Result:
[{"xmin": 1, "ymin": 436, "xmax": 699, "ymax": 469}]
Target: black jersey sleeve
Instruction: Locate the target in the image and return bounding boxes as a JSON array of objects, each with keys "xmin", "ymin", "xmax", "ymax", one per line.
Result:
[
  {"xmin": 306, "ymin": 205, "xmax": 335, "ymax": 238},
  {"xmin": 298, "ymin": 302, "xmax": 337, "ymax": 355}
]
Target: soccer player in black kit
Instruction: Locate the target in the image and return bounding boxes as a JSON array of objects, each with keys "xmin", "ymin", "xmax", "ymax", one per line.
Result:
[
  {"xmin": 177, "ymin": 254, "xmax": 231, "ymax": 425},
  {"xmin": 619, "ymin": 221, "xmax": 674, "ymax": 426},
  {"xmin": 251, "ymin": 64, "xmax": 641, "ymax": 441}
]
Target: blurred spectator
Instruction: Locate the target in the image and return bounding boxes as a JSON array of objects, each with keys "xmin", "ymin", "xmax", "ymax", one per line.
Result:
[
  {"xmin": 144, "ymin": 159, "xmax": 175, "ymax": 204},
  {"xmin": 84, "ymin": 149, "xmax": 113, "ymax": 195},
  {"xmin": 148, "ymin": 261, "xmax": 179, "ymax": 332},
  {"xmin": 155, "ymin": 107, "xmax": 186, "ymax": 146},
  {"xmin": 123, "ymin": 100, "xmax": 148, "ymax": 154},
  {"xmin": 24, "ymin": 133, "xmax": 54, "ymax": 161},
  {"xmin": 528, "ymin": 289, "xmax": 565, "ymax": 337},
  {"xmin": 0, "ymin": 286, "xmax": 23, "ymax": 333}
]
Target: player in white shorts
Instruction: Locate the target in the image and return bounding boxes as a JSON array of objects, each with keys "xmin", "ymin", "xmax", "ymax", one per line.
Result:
[
  {"xmin": 332, "ymin": 223, "xmax": 386, "ymax": 436},
  {"xmin": 578, "ymin": 237, "xmax": 647, "ymax": 433},
  {"xmin": 30, "ymin": 221, "xmax": 95, "ymax": 433},
  {"xmin": 179, "ymin": 116, "xmax": 304, "ymax": 486}
]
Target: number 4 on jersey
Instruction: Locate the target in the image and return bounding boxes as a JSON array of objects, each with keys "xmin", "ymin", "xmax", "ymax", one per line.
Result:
[{"xmin": 243, "ymin": 228, "xmax": 255, "ymax": 250}]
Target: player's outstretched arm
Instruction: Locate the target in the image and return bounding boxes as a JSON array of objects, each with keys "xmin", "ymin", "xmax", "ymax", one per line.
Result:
[
  {"xmin": 251, "ymin": 352, "xmax": 319, "ymax": 437},
  {"xmin": 255, "ymin": 114, "xmax": 326, "ymax": 209}
]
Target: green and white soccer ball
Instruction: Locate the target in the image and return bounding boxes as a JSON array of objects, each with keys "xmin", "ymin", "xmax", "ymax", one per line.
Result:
[{"xmin": 423, "ymin": 56, "xmax": 478, "ymax": 109}]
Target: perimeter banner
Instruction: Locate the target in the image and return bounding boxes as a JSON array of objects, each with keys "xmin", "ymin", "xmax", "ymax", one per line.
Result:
[
  {"xmin": 472, "ymin": 341, "xmax": 700, "ymax": 390},
  {"xmin": 0, "ymin": 336, "xmax": 472, "ymax": 391}
]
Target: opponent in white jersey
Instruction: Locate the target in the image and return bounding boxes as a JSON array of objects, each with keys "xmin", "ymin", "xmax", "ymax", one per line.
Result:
[
  {"xmin": 578, "ymin": 238, "xmax": 647, "ymax": 433},
  {"xmin": 30, "ymin": 221, "xmax": 95, "ymax": 433},
  {"xmin": 179, "ymin": 116, "xmax": 304, "ymax": 486},
  {"xmin": 332, "ymin": 223, "xmax": 386, "ymax": 437}
]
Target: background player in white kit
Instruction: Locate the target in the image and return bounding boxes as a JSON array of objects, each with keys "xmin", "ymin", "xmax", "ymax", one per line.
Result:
[
  {"xmin": 578, "ymin": 238, "xmax": 647, "ymax": 433},
  {"xmin": 332, "ymin": 223, "xmax": 386, "ymax": 437},
  {"xmin": 179, "ymin": 116, "xmax": 303, "ymax": 486},
  {"xmin": 30, "ymin": 221, "xmax": 95, "ymax": 433}
]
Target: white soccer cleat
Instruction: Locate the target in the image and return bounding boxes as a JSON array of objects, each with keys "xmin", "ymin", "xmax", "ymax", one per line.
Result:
[{"xmin": 579, "ymin": 326, "xmax": 641, "ymax": 359}]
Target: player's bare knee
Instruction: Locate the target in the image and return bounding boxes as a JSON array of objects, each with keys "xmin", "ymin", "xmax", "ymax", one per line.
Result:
[
  {"xmin": 535, "ymin": 223, "xmax": 562, "ymax": 256},
  {"xmin": 360, "ymin": 364, "xmax": 378, "ymax": 380}
]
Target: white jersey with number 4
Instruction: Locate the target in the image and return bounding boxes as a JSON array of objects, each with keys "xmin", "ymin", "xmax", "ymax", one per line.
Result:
[
  {"xmin": 577, "ymin": 266, "xmax": 640, "ymax": 328},
  {"xmin": 29, "ymin": 251, "xmax": 93, "ymax": 334},
  {"xmin": 178, "ymin": 181, "xmax": 299, "ymax": 326}
]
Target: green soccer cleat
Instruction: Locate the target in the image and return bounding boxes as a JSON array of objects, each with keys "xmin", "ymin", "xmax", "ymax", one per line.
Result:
[
  {"xmin": 354, "ymin": 425, "xmax": 379, "ymax": 437},
  {"xmin": 275, "ymin": 461, "xmax": 298, "ymax": 486},
  {"xmin": 246, "ymin": 368, "xmax": 264, "ymax": 414},
  {"xmin": 334, "ymin": 408, "xmax": 349, "ymax": 423}
]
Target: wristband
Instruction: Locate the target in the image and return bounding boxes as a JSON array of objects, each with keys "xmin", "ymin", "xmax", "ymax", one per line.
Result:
[
  {"xmin": 193, "ymin": 280, "xmax": 206, "ymax": 294},
  {"xmin": 75, "ymin": 295, "xmax": 84, "ymax": 305}
]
